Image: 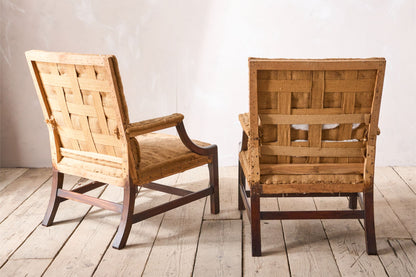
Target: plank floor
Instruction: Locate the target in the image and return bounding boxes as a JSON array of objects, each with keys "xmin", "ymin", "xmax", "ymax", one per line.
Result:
[{"xmin": 0, "ymin": 166, "xmax": 415, "ymax": 276}]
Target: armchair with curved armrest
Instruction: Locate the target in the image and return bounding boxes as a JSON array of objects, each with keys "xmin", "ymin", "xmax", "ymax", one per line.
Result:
[{"xmin": 26, "ymin": 50, "xmax": 219, "ymax": 249}]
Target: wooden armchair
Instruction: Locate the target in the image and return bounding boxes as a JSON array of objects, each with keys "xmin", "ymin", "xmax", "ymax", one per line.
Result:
[
  {"xmin": 238, "ymin": 58, "xmax": 386, "ymax": 256},
  {"xmin": 26, "ymin": 50, "xmax": 219, "ymax": 249}
]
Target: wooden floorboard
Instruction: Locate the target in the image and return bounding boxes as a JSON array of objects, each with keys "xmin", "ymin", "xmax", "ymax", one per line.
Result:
[
  {"xmin": 314, "ymin": 197, "xmax": 387, "ymax": 276},
  {"xmin": 0, "ymin": 166, "xmax": 416, "ymax": 276},
  {"xmin": 375, "ymin": 167, "xmax": 416, "ymax": 239},
  {"xmin": 42, "ymin": 183, "xmax": 125, "ymax": 277},
  {"xmin": 0, "ymin": 168, "xmax": 28, "ymax": 192},
  {"xmin": 141, "ymin": 167, "xmax": 207, "ymax": 277},
  {"xmin": 378, "ymin": 239, "xmax": 416, "ymax": 276},
  {"xmin": 0, "ymin": 168, "xmax": 51, "ymax": 223},
  {"xmin": 193, "ymin": 220, "xmax": 242, "ymax": 276},
  {"xmin": 393, "ymin": 166, "xmax": 416, "ymax": 194},
  {"xmin": 0, "ymin": 177, "xmax": 103, "ymax": 276},
  {"xmin": 279, "ymin": 197, "xmax": 341, "ymax": 276}
]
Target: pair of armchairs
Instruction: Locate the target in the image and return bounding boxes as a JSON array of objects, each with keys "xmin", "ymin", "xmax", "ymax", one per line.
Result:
[{"xmin": 26, "ymin": 51, "xmax": 385, "ymax": 256}]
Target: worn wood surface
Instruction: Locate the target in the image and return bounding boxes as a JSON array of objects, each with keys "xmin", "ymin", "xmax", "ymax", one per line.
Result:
[
  {"xmin": 0, "ymin": 168, "xmax": 28, "ymax": 192},
  {"xmin": 0, "ymin": 168, "xmax": 51, "ymax": 223},
  {"xmin": 375, "ymin": 167, "xmax": 416, "ymax": 238},
  {"xmin": 314, "ymin": 197, "xmax": 387, "ymax": 276},
  {"xmin": 141, "ymin": 167, "xmax": 206, "ymax": 276},
  {"xmin": 1, "ymin": 167, "xmax": 416, "ymax": 276},
  {"xmin": 193, "ymin": 220, "xmax": 242, "ymax": 276},
  {"xmin": 0, "ymin": 177, "xmax": 104, "ymax": 276},
  {"xmin": 279, "ymin": 197, "xmax": 341, "ymax": 276}
]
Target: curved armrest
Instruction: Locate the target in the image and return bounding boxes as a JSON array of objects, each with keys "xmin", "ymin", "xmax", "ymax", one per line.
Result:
[
  {"xmin": 176, "ymin": 122, "xmax": 217, "ymax": 156},
  {"xmin": 126, "ymin": 113, "xmax": 184, "ymax": 137}
]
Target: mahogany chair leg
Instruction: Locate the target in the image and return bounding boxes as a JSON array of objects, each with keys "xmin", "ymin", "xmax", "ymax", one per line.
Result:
[
  {"xmin": 112, "ymin": 180, "xmax": 135, "ymax": 249},
  {"xmin": 209, "ymin": 149, "xmax": 220, "ymax": 214},
  {"xmin": 364, "ymin": 189, "xmax": 377, "ymax": 255},
  {"xmin": 238, "ymin": 161, "xmax": 245, "ymax": 211},
  {"xmin": 348, "ymin": 193, "xmax": 358, "ymax": 209},
  {"xmin": 251, "ymin": 189, "xmax": 261, "ymax": 256},
  {"xmin": 42, "ymin": 169, "xmax": 64, "ymax": 226}
]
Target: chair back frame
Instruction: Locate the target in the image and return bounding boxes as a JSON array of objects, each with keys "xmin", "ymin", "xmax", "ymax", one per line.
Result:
[
  {"xmin": 26, "ymin": 51, "xmax": 133, "ymax": 186},
  {"xmin": 247, "ymin": 58, "xmax": 386, "ymax": 191}
]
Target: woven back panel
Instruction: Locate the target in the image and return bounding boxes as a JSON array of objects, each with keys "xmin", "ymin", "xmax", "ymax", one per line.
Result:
[
  {"xmin": 248, "ymin": 59, "xmax": 385, "ymax": 180},
  {"xmin": 258, "ymin": 69, "xmax": 375, "ymax": 165},
  {"xmin": 37, "ymin": 61, "xmax": 128, "ymax": 156},
  {"xmin": 26, "ymin": 51, "xmax": 131, "ymax": 172}
]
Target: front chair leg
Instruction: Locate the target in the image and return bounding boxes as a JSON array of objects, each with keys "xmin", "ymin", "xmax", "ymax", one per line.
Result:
[
  {"xmin": 251, "ymin": 189, "xmax": 261, "ymax": 256},
  {"xmin": 42, "ymin": 169, "xmax": 64, "ymax": 226},
  {"xmin": 112, "ymin": 180, "xmax": 135, "ymax": 249},
  {"xmin": 364, "ymin": 189, "xmax": 377, "ymax": 255},
  {"xmin": 209, "ymin": 147, "xmax": 220, "ymax": 214}
]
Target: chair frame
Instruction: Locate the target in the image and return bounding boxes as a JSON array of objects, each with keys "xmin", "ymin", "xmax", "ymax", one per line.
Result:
[
  {"xmin": 43, "ymin": 121, "xmax": 219, "ymax": 249},
  {"xmin": 238, "ymin": 58, "xmax": 386, "ymax": 256},
  {"xmin": 26, "ymin": 50, "xmax": 219, "ymax": 249}
]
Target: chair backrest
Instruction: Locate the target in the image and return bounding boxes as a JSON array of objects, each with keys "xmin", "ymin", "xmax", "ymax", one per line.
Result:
[
  {"xmin": 26, "ymin": 50, "xmax": 132, "ymax": 185},
  {"xmin": 248, "ymin": 58, "xmax": 386, "ymax": 186}
]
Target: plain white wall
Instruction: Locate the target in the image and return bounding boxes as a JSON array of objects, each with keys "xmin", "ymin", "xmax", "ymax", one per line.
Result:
[{"xmin": 1, "ymin": 0, "xmax": 415, "ymax": 167}]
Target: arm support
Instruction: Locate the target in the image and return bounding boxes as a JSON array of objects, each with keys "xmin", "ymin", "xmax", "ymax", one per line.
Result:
[
  {"xmin": 126, "ymin": 113, "xmax": 184, "ymax": 137},
  {"xmin": 176, "ymin": 122, "xmax": 217, "ymax": 156}
]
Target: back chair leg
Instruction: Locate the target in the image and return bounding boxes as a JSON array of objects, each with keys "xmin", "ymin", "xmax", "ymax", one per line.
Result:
[
  {"xmin": 238, "ymin": 162, "xmax": 245, "ymax": 211},
  {"xmin": 364, "ymin": 189, "xmax": 377, "ymax": 255},
  {"xmin": 209, "ymin": 150, "xmax": 220, "ymax": 214},
  {"xmin": 112, "ymin": 180, "xmax": 135, "ymax": 249},
  {"xmin": 348, "ymin": 193, "xmax": 358, "ymax": 209},
  {"xmin": 251, "ymin": 190, "xmax": 261, "ymax": 256},
  {"xmin": 42, "ymin": 169, "xmax": 64, "ymax": 226}
]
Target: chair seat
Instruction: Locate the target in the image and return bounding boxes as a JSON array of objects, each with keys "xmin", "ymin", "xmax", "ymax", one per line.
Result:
[{"xmin": 135, "ymin": 133, "xmax": 212, "ymax": 185}]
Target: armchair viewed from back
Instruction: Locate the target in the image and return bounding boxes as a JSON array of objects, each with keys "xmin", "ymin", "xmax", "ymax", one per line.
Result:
[
  {"xmin": 238, "ymin": 58, "xmax": 386, "ymax": 256},
  {"xmin": 26, "ymin": 50, "xmax": 219, "ymax": 249}
]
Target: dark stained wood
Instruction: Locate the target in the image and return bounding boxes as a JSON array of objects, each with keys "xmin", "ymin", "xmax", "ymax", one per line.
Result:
[
  {"xmin": 132, "ymin": 187, "xmax": 213, "ymax": 223},
  {"xmin": 209, "ymin": 147, "xmax": 220, "ymax": 214},
  {"xmin": 70, "ymin": 181, "xmax": 107, "ymax": 194},
  {"xmin": 42, "ymin": 169, "xmax": 64, "ymax": 226},
  {"xmin": 349, "ymin": 193, "xmax": 358, "ymax": 209},
  {"xmin": 112, "ymin": 179, "xmax": 135, "ymax": 249},
  {"xmin": 57, "ymin": 188, "xmax": 122, "ymax": 213},
  {"xmin": 141, "ymin": 182, "xmax": 193, "ymax": 196},
  {"xmin": 364, "ymin": 189, "xmax": 377, "ymax": 254},
  {"xmin": 176, "ymin": 121, "xmax": 220, "ymax": 214},
  {"xmin": 250, "ymin": 187, "xmax": 261, "ymax": 257},
  {"xmin": 176, "ymin": 122, "xmax": 217, "ymax": 156}
]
